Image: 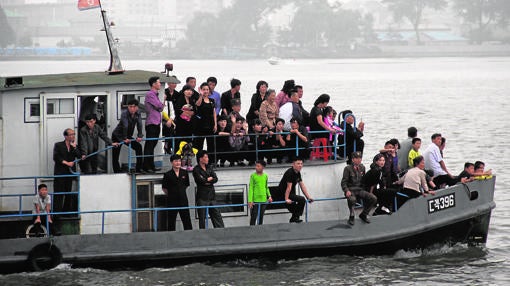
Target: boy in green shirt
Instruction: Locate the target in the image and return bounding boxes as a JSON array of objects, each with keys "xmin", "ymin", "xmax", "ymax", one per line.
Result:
[
  {"xmin": 248, "ymin": 160, "xmax": 272, "ymax": 225},
  {"xmin": 408, "ymin": 138, "xmax": 421, "ymax": 169}
]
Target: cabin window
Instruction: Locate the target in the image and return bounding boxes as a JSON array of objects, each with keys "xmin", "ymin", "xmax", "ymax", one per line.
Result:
[
  {"xmin": 46, "ymin": 98, "xmax": 74, "ymax": 115},
  {"xmin": 117, "ymin": 90, "xmax": 147, "ymax": 120},
  {"xmin": 198, "ymin": 184, "xmax": 248, "ymax": 217},
  {"xmin": 24, "ymin": 97, "xmax": 40, "ymax": 122}
]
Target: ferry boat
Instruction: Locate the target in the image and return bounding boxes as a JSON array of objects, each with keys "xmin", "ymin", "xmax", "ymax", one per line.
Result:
[{"xmin": 0, "ymin": 4, "xmax": 496, "ymax": 274}]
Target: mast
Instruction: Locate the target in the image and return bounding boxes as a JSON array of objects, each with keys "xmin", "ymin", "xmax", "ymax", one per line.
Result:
[{"xmin": 99, "ymin": 1, "xmax": 124, "ymax": 74}]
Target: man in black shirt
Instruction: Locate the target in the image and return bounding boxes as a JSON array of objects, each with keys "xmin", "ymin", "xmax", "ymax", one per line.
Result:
[
  {"xmin": 162, "ymin": 154, "xmax": 192, "ymax": 231},
  {"xmin": 277, "ymin": 157, "xmax": 314, "ymax": 223},
  {"xmin": 220, "ymin": 78, "xmax": 241, "ymax": 116}
]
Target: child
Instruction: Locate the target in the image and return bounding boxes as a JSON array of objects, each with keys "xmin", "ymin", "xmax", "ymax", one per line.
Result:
[
  {"xmin": 176, "ymin": 141, "xmax": 198, "ymax": 171},
  {"xmin": 323, "ymin": 106, "xmax": 343, "ymax": 142},
  {"xmin": 408, "ymin": 138, "xmax": 421, "ymax": 170},
  {"xmin": 267, "ymin": 118, "xmax": 286, "ymax": 164},
  {"xmin": 32, "ymin": 183, "xmax": 57, "ymax": 236},
  {"xmin": 248, "ymin": 160, "xmax": 272, "ymax": 225},
  {"xmin": 247, "ymin": 119, "xmax": 269, "ymax": 165},
  {"xmin": 229, "ymin": 117, "xmax": 250, "ymax": 166}
]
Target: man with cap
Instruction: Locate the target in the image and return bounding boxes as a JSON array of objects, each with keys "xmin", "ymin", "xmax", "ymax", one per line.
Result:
[
  {"xmin": 162, "ymin": 154, "xmax": 193, "ymax": 231},
  {"xmin": 192, "ymin": 150, "xmax": 224, "ymax": 229},
  {"xmin": 341, "ymin": 151, "xmax": 377, "ymax": 225}
]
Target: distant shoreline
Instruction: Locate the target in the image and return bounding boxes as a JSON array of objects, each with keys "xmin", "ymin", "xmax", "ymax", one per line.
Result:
[{"xmin": 1, "ymin": 44, "xmax": 510, "ymax": 61}]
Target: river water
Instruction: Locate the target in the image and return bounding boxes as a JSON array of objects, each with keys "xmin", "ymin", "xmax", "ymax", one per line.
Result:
[{"xmin": 1, "ymin": 57, "xmax": 509, "ymax": 285}]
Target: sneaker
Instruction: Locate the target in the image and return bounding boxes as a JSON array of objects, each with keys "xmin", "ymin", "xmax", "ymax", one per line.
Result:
[
  {"xmin": 359, "ymin": 213, "xmax": 370, "ymax": 224},
  {"xmin": 381, "ymin": 206, "xmax": 392, "ymax": 215},
  {"xmin": 348, "ymin": 216, "xmax": 355, "ymax": 226}
]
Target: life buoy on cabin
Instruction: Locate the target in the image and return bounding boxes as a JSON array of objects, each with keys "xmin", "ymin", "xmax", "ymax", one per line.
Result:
[{"xmin": 27, "ymin": 243, "xmax": 62, "ymax": 271}]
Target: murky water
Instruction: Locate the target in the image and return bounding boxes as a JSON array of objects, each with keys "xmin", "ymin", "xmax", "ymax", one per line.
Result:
[{"xmin": 1, "ymin": 57, "xmax": 509, "ymax": 285}]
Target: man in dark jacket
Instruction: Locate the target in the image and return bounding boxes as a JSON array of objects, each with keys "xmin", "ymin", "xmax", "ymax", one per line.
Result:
[
  {"xmin": 79, "ymin": 114, "xmax": 118, "ymax": 174},
  {"xmin": 53, "ymin": 128, "xmax": 81, "ymax": 214},
  {"xmin": 192, "ymin": 150, "xmax": 224, "ymax": 229}
]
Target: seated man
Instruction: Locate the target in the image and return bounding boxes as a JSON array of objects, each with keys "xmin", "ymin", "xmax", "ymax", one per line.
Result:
[
  {"xmin": 423, "ymin": 133, "xmax": 458, "ymax": 189},
  {"xmin": 341, "ymin": 151, "xmax": 377, "ymax": 225},
  {"xmin": 285, "ymin": 117, "xmax": 310, "ymax": 160},
  {"xmin": 277, "ymin": 157, "xmax": 314, "ymax": 223},
  {"xmin": 395, "ymin": 156, "xmax": 435, "ymax": 208},
  {"xmin": 457, "ymin": 162, "xmax": 475, "ymax": 183}
]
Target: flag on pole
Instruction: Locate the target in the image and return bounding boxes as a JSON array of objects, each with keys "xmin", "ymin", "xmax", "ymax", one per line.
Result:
[{"xmin": 78, "ymin": 0, "xmax": 101, "ymax": 11}]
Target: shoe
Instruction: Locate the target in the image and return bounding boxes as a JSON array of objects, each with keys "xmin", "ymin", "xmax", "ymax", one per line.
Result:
[
  {"xmin": 220, "ymin": 163, "xmax": 225, "ymax": 167},
  {"xmin": 136, "ymin": 169, "xmax": 145, "ymax": 174},
  {"xmin": 144, "ymin": 169, "xmax": 155, "ymax": 174},
  {"xmin": 381, "ymin": 206, "xmax": 392, "ymax": 215},
  {"xmin": 348, "ymin": 216, "xmax": 355, "ymax": 226},
  {"xmin": 153, "ymin": 167, "xmax": 162, "ymax": 172},
  {"xmin": 289, "ymin": 216, "xmax": 303, "ymax": 223},
  {"xmin": 359, "ymin": 214, "xmax": 370, "ymax": 224},
  {"xmin": 237, "ymin": 162, "xmax": 245, "ymax": 166}
]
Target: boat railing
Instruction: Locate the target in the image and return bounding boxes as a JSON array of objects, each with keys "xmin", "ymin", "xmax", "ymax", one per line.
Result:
[
  {"xmin": 0, "ymin": 195, "xmax": 346, "ymax": 235},
  {"xmin": 122, "ymin": 128, "xmax": 354, "ymax": 171}
]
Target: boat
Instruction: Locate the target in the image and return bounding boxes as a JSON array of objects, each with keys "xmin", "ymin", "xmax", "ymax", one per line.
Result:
[
  {"xmin": 267, "ymin": 56, "xmax": 281, "ymax": 65},
  {"xmin": 0, "ymin": 4, "xmax": 497, "ymax": 274}
]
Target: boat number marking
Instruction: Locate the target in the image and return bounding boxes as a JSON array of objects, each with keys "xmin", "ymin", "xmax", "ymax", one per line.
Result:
[{"xmin": 428, "ymin": 193, "xmax": 455, "ymax": 214}]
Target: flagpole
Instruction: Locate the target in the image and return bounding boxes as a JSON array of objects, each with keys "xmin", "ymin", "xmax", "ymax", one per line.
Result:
[{"xmin": 99, "ymin": 0, "xmax": 124, "ymax": 74}]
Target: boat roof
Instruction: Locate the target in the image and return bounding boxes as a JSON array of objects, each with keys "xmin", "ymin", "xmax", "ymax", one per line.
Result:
[{"xmin": 0, "ymin": 70, "xmax": 181, "ymax": 92}]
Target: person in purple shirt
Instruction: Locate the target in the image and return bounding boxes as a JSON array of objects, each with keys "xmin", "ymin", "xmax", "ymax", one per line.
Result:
[
  {"xmin": 207, "ymin": 76, "xmax": 221, "ymax": 115},
  {"xmin": 143, "ymin": 76, "xmax": 165, "ymax": 173}
]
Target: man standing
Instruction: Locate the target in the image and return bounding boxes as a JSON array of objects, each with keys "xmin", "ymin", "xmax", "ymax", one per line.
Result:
[
  {"xmin": 53, "ymin": 128, "xmax": 81, "ymax": 214},
  {"xmin": 181, "ymin": 76, "xmax": 200, "ymax": 102},
  {"xmin": 162, "ymin": 154, "xmax": 193, "ymax": 231},
  {"xmin": 143, "ymin": 76, "xmax": 165, "ymax": 173},
  {"xmin": 221, "ymin": 78, "xmax": 241, "ymax": 116},
  {"xmin": 341, "ymin": 151, "xmax": 377, "ymax": 225},
  {"xmin": 277, "ymin": 157, "xmax": 313, "ymax": 223},
  {"xmin": 79, "ymin": 114, "xmax": 118, "ymax": 174},
  {"xmin": 207, "ymin": 76, "xmax": 221, "ymax": 115},
  {"xmin": 424, "ymin": 133, "xmax": 457, "ymax": 188},
  {"xmin": 112, "ymin": 99, "xmax": 144, "ymax": 173},
  {"xmin": 397, "ymin": 127, "xmax": 418, "ymax": 172},
  {"xmin": 192, "ymin": 150, "xmax": 224, "ymax": 229}
]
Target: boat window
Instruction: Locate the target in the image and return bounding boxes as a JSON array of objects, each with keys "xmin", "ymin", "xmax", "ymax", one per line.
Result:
[
  {"xmin": 205, "ymin": 184, "xmax": 247, "ymax": 217},
  {"xmin": 116, "ymin": 90, "xmax": 147, "ymax": 120},
  {"xmin": 46, "ymin": 98, "xmax": 74, "ymax": 115},
  {"xmin": 24, "ymin": 97, "xmax": 40, "ymax": 123}
]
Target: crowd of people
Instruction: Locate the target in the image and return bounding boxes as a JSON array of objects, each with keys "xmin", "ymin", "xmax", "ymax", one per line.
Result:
[
  {"xmin": 41, "ymin": 76, "xmax": 493, "ymax": 233},
  {"xmin": 340, "ymin": 128, "xmax": 493, "ymax": 225}
]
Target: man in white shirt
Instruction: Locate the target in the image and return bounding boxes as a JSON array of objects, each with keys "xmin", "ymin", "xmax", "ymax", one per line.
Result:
[
  {"xmin": 279, "ymin": 90, "xmax": 302, "ymax": 131},
  {"xmin": 424, "ymin": 133, "xmax": 457, "ymax": 189}
]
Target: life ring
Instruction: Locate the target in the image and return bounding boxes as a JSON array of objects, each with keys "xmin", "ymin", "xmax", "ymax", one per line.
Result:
[
  {"xmin": 25, "ymin": 224, "xmax": 48, "ymax": 238},
  {"xmin": 27, "ymin": 243, "xmax": 62, "ymax": 271}
]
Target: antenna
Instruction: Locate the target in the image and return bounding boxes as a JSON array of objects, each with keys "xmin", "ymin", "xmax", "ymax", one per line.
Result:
[{"xmin": 99, "ymin": 1, "xmax": 124, "ymax": 74}]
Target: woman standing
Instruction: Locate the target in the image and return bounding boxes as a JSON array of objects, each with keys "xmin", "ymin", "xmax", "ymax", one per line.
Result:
[
  {"xmin": 246, "ymin": 80, "xmax": 268, "ymax": 126},
  {"xmin": 193, "ymin": 82, "xmax": 217, "ymax": 163},
  {"xmin": 259, "ymin": 89, "xmax": 279, "ymax": 129}
]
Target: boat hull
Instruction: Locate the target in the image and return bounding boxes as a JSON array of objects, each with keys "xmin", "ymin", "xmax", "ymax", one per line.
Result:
[{"xmin": 0, "ymin": 178, "xmax": 496, "ymax": 273}]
